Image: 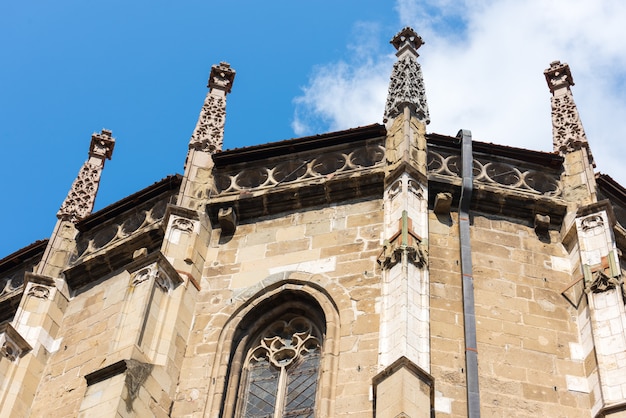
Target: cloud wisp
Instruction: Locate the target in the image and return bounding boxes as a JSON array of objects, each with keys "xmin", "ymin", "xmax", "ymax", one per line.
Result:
[{"xmin": 292, "ymin": 0, "xmax": 626, "ymax": 184}]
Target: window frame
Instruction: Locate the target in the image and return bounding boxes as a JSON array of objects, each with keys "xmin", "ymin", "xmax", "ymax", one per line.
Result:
[
  {"xmin": 222, "ymin": 292, "xmax": 327, "ymax": 418},
  {"xmin": 235, "ymin": 314, "xmax": 322, "ymax": 417},
  {"xmin": 205, "ymin": 278, "xmax": 342, "ymax": 418}
]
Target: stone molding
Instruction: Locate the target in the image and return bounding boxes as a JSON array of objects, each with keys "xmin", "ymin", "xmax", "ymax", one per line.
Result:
[
  {"xmin": 23, "ymin": 272, "xmax": 56, "ymax": 299},
  {"xmin": 372, "ymin": 356, "xmax": 434, "ymax": 416},
  {"xmin": 83, "ymin": 359, "xmax": 154, "ymax": 413},
  {"xmin": 544, "ymin": 60, "xmax": 574, "ymax": 93},
  {"xmin": 551, "ymin": 92, "xmax": 589, "ymax": 154},
  {"xmin": 127, "ymin": 252, "xmax": 183, "ymax": 294},
  {"xmin": 586, "ymin": 270, "xmax": 622, "ymax": 294}
]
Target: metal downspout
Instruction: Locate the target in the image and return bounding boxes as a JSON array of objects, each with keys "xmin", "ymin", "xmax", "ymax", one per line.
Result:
[{"xmin": 458, "ymin": 129, "xmax": 481, "ymax": 417}]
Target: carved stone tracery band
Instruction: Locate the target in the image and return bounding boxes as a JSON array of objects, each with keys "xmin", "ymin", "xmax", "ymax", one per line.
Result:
[
  {"xmin": 214, "ymin": 145, "xmax": 385, "ymax": 194},
  {"xmin": 71, "ymin": 198, "xmax": 168, "ymax": 265},
  {"xmin": 427, "ymin": 150, "xmax": 561, "ymax": 196}
]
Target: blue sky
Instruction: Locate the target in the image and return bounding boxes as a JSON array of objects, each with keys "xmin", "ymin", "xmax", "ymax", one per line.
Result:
[{"xmin": 2, "ymin": 0, "xmax": 626, "ymax": 257}]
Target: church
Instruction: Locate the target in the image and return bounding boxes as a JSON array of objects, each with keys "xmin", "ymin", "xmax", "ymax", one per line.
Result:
[{"xmin": 1, "ymin": 27, "xmax": 626, "ymax": 417}]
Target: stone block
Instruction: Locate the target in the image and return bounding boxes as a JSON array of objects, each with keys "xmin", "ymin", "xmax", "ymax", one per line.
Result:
[
  {"xmin": 265, "ymin": 238, "xmax": 311, "ymax": 257},
  {"xmin": 522, "ymin": 382, "xmax": 559, "ymax": 403}
]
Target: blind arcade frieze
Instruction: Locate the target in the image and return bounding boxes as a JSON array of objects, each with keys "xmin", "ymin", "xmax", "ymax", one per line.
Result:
[{"xmin": 428, "ymin": 149, "xmax": 562, "ymax": 197}]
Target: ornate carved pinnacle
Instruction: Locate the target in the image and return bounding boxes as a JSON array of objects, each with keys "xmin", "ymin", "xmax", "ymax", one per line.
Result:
[
  {"xmin": 57, "ymin": 130, "xmax": 115, "ymax": 222},
  {"xmin": 545, "ymin": 61, "xmax": 593, "ymax": 163},
  {"xmin": 544, "ymin": 60, "xmax": 574, "ymax": 93},
  {"xmin": 384, "ymin": 28, "xmax": 430, "ymax": 124},
  {"xmin": 208, "ymin": 62, "xmax": 236, "ymax": 94},
  {"xmin": 189, "ymin": 62, "xmax": 236, "ymax": 153}
]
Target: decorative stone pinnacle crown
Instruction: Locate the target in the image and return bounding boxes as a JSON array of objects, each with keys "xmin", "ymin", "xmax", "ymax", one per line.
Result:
[
  {"xmin": 89, "ymin": 129, "xmax": 115, "ymax": 160},
  {"xmin": 384, "ymin": 28, "xmax": 430, "ymax": 124},
  {"xmin": 58, "ymin": 129, "xmax": 115, "ymax": 221},
  {"xmin": 544, "ymin": 60, "xmax": 574, "ymax": 93},
  {"xmin": 208, "ymin": 62, "xmax": 236, "ymax": 94},
  {"xmin": 390, "ymin": 27, "xmax": 424, "ymax": 55}
]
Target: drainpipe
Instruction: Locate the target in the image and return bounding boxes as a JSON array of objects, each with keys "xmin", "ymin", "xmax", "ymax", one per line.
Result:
[{"xmin": 457, "ymin": 129, "xmax": 480, "ymax": 417}]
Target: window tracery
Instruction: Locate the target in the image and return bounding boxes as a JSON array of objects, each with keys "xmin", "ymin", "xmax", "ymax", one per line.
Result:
[{"xmin": 237, "ymin": 314, "xmax": 321, "ymax": 418}]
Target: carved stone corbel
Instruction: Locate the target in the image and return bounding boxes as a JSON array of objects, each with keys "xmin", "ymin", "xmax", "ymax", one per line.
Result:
[
  {"xmin": 434, "ymin": 192, "xmax": 452, "ymax": 215},
  {"xmin": 218, "ymin": 206, "xmax": 237, "ymax": 234},
  {"xmin": 0, "ymin": 323, "xmax": 31, "ymax": 362},
  {"xmin": 586, "ymin": 270, "xmax": 622, "ymax": 294},
  {"xmin": 534, "ymin": 213, "xmax": 550, "ymax": 236},
  {"xmin": 378, "ymin": 241, "xmax": 428, "ymax": 269}
]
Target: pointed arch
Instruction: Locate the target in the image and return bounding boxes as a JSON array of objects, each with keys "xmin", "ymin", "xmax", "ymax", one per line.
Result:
[{"xmin": 203, "ymin": 272, "xmax": 342, "ymax": 418}]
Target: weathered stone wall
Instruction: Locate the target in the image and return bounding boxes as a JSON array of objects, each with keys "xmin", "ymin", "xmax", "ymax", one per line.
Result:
[
  {"xmin": 28, "ymin": 260, "xmax": 197, "ymax": 417},
  {"xmin": 429, "ymin": 210, "xmax": 594, "ymax": 417},
  {"xmin": 172, "ymin": 198, "xmax": 384, "ymax": 417}
]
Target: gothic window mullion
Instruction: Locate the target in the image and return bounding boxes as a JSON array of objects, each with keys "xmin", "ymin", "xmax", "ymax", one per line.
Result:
[{"xmin": 273, "ymin": 367, "xmax": 288, "ymax": 418}]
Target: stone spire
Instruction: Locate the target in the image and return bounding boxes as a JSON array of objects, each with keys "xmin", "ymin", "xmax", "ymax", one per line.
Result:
[
  {"xmin": 544, "ymin": 60, "xmax": 594, "ymax": 165},
  {"xmin": 383, "ymin": 27, "xmax": 430, "ymax": 125},
  {"xmin": 545, "ymin": 61, "xmax": 597, "ymax": 204},
  {"xmin": 57, "ymin": 129, "xmax": 115, "ymax": 222},
  {"xmin": 188, "ymin": 62, "xmax": 236, "ymax": 153}
]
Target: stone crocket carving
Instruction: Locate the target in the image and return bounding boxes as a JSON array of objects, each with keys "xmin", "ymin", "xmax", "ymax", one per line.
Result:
[
  {"xmin": 544, "ymin": 60, "xmax": 594, "ymax": 164},
  {"xmin": 57, "ymin": 129, "xmax": 115, "ymax": 222},
  {"xmin": 384, "ymin": 27, "xmax": 430, "ymax": 124},
  {"xmin": 189, "ymin": 62, "xmax": 236, "ymax": 153}
]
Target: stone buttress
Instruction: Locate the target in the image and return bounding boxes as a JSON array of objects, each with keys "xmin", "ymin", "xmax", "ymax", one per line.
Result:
[
  {"xmin": 163, "ymin": 62, "xmax": 237, "ymax": 288},
  {"xmin": 547, "ymin": 61, "xmax": 626, "ymax": 416},
  {"xmin": 373, "ymin": 27, "xmax": 434, "ymax": 418},
  {"xmin": 0, "ymin": 130, "xmax": 114, "ymax": 417}
]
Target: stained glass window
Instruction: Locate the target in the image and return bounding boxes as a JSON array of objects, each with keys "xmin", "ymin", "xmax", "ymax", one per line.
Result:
[{"xmin": 239, "ymin": 315, "xmax": 321, "ymax": 418}]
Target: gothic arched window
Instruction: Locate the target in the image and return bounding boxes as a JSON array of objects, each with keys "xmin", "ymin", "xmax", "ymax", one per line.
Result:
[{"xmin": 236, "ymin": 313, "xmax": 322, "ymax": 418}]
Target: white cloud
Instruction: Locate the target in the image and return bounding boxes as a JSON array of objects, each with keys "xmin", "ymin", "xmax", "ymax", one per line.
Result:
[
  {"xmin": 292, "ymin": 0, "xmax": 626, "ymax": 185},
  {"xmin": 292, "ymin": 22, "xmax": 393, "ymax": 135}
]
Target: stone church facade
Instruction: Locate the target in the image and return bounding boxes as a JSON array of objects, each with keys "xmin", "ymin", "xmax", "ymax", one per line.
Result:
[{"xmin": 1, "ymin": 27, "xmax": 626, "ymax": 417}]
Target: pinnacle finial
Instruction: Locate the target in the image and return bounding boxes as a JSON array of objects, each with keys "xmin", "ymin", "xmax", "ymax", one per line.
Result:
[
  {"xmin": 544, "ymin": 60, "xmax": 574, "ymax": 94},
  {"xmin": 89, "ymin": 129, "xmax": 115, "ymax": 160},
  {"xmin": 208, "ymin": 62, "xmax": 236, "ymax": 94},
  {"xmin": 390, "ymin": 27, "xmax": 424, "ymax": 55}
]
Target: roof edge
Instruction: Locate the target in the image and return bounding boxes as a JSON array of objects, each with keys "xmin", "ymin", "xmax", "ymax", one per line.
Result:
[
  {"xmin": 213, "ymin": 124, "xmax": 387, "ymax": 166},
  {"xmin": 77, "ymin": 174, "xmax": 182, "ymax": 232},
  {"xmin": 0, "ymin": 239, "xmax": 49, "ymax": 274}
]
